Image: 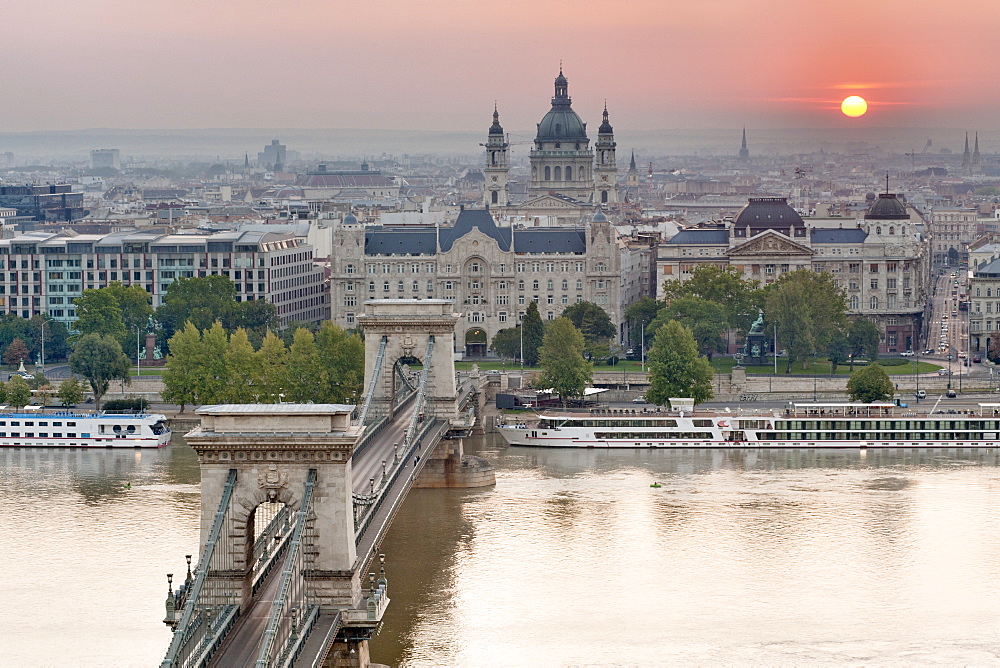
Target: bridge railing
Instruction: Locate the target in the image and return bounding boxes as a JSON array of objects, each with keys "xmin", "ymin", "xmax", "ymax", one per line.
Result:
[
  {"xmin": 354, "ymin": 336, "xmax": 387, "ymax": 427},
  {"xmin": 254, "ymin": 469, "xmax": 319, "ymax": 668},
  {"xmin": 162, "ymin": 469, "xmax": 240, "ymax": 668},
  {"xmin": 251, "ymin": 505, "xmax": 293, "ymax": 597},
  {"xmin": 353, "ymin": 416, "xmax": 442, "ymax": 542}
]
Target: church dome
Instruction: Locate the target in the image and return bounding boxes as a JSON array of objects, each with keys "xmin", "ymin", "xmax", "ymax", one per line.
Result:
[
  {"xmin": 733, "ymin": 197, "xmax": 804, "ymax": 228},
  {"xmin": 343, "ymin": 212, "xmax": 358, "ymax": 225},
  {"xmin": 536, "ymin": 69, "xmax": 588, "ymax": 142},
  {"xmin": 598, "ymin": 105, "xmax": 613, "ymax": 134},
  {"xmin": 864, "ymin": 193, "xmax": 908, "ymax": 220},
  {"xmin": 592, "ymin": 209, "xmax": 608, "ymax": 223}
]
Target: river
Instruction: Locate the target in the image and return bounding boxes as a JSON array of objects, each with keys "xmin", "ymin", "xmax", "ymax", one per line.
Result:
[{"xmin": 2, "ymin": 434, "xmax": 999, "ymax": 666}]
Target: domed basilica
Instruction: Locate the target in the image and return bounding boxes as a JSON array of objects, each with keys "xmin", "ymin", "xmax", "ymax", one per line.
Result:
[{"xmin": 484, "ymin": 69, "xmax": 619, "ymax": 224}]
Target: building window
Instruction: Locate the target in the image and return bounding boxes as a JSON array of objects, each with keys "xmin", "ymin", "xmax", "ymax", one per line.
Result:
[
  {"xmin": 518, "ymin": 295, "xmax": 525, "ymax": 305},
  {"xmin": 470, "ymin": 262, "xmax": 480, "ymax": 273},
  {"xmin": 850, "ymin": 296, "xmax": 859, "ymax": 310},
  {"xmin": 445, "ymin": 281, "xmax": 453, "ymax": 291},
  {"xmin": 547, "ymin": 311, "xmax": 555, "ymax": 320},
  {"xmin": 346, "ymin": 313, "xmax": 355, "ymax": 324},
  {"xmin": 346, "ymin": 264, "xmax": 355, "ymax": 274},
  {"xmin": 346, "ymin": 282, "xmax": 354, "ymax": 292},
  {"xmin": 870, "ymin": 296, "xmax": 879, "ymax": 309},
  {"xmin": 518, "ymin": 280, "xmax": 524, "ymax": 290},
  {"xmin": 517, "ymin": 262, "xmax": 525, "ymax": 272},
  {"xmin": 383, "ymin": 282, "xmax": 390, "ymax": 292},
  {"xmin": 561, "ymin": 295, "xmax": 568, "ymax": 304},
  {"xmin": 412, "ymin": 281, "xmax": 419, "ymax": 291},
  {"xmin": 547, "ymin": 280, "xmax": 553, "ymax": 290},
  {"xmin": 887, "ymin": 332, "xmax": 897, "ymax": 346},
  {"xmin": 499, "ymin": 263, "xmax": 506, "ymax": 273},
  {"xmin": 871, "ymin": 279, "xmax": 879, "ymax": 290},
  {"xmin": 532, "ymin": 280, "xmax": 539, "ymax": 290},
  {"xmin": 562, "ymin": 279, "xmax": 569, "ymax": 290},
  {"xmin": 870, "ymin": 263, "xmax": 879, "ymax": 273},
  {"xmin": 576, "ymin": 279, "xmax": 583, "ymax": 290},
  {"xmin": 849, "ymin": 263, "xmax": 860, "ymax": 273},
  {"xmin": 369, "ymin": 281, "xmax": 376, "ymax": 292},
  {"xmin": 546, "ymin": 262, "xmax": 555, "ymax": 272},
  {"xmin": 547, "ymin": 295, "xmax": 554, "ymax": 304},
  {"xmin": 497, "ymin": 295, "xmax": 508, "ymax": 305},
  {"xmin": 499, "ymin": 311, "xmax": 507, "ymax": 323}
]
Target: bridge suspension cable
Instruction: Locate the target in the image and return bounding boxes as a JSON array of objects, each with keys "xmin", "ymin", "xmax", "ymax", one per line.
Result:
[
  {"xmin": 254, "ymin": 469, "xmax": 319, "ymax": 668},
  {"xmin": 403, "ymin": 336, "xmax": 435, "ymax": 450},
  {"xmin": 162, "ymin": 469, "xmax": 239, "ymax": 668},
  {"xmin": 354, "ymin": 336, "xmax": 387, "ymax": 427}
]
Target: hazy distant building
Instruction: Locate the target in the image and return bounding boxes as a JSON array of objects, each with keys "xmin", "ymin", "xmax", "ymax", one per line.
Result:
[
  {"xmin": 738, "ymin": 128, "xmax": 750, "ymax": 161},
  {"xmin": 0, "ymin": 185, "xmax": 85, "ymax": 222},
  {"xmin": 258, "ymin": 139, "xmax": 287, "ymax": 170},
  {"xmin": 90, "ymin": 149, "xmax": 120, "ymax": 170}
]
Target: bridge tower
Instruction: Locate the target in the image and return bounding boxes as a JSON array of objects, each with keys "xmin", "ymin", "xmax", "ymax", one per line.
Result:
[{"xmin": 357, "ymin": 299, "xmax": 461, "ymax": 422}]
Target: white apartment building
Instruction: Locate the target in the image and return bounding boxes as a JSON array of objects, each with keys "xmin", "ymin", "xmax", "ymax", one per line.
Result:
[{"xmin": 0, "ymin": 229, "xmax": 328, "ymax": 329}]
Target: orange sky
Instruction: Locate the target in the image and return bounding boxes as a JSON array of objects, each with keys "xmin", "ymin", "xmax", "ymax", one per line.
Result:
[{"xmin": 3, "ymin": 0, "xmax": 999, "ymax": 132}]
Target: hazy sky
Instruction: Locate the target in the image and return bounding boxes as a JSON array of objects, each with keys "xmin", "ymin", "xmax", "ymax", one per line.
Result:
[{"xmin": 5, "ymin": 0, "xmax": 1000, "ymax": 133}]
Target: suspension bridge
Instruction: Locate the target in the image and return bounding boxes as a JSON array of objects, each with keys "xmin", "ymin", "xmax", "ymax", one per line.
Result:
[{"xmin": 159, "ymin": 300, "xmax": 494, "ymax": 667}]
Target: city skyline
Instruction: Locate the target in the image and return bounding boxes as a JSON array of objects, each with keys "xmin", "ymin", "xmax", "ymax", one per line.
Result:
[{"xmin": 4, "ymin": 0, "xmax": 1000, "ymax": 133}]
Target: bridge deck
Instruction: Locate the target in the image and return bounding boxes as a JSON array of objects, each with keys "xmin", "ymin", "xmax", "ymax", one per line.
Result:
[{"xmin": 207, "ymin": 562, "xmax": 282, "ymax": 666}]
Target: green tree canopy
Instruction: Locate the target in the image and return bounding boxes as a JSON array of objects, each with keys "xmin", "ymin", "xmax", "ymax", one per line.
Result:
[
  {"xmin": 537, "ymin": 317, "xmax": 592, "ymax": 406},
  {"xmin": 655, "ymin": 296, "xmax": 728, "ymax": 360},
  {"xmin": 522, "ymin": 302, "xmax": 544, "ymax": 367},
  {"xmin": 662, "ymin": 265, "xmax": 762, "ymax": 333},
  {"xmin": 847, "ymin": 318, "xmax": 882, "ymax": 368},
  {"xmin": 156, "ymin": 275, "xmax": 278, "ymax": 347},
  {"xmin": 625, "ymin": 297, "xmax": 666, "ymax": 348},
  {"xmin": 827, "ymin": 329, "xmax": 850, "ymax": 374},
  {"xmin": 57, "ymin": 377, "xmax": 85, "ymax": 407},
  {"xmin": 561, "ymin": 301, "xmax": 616, "ymax": 343},
  {"xmin": 846, "ymin": 363, "xmax": 894, "ymax": 402},
  {"xmin": 3, "ymin": 337, "xmax": 29, "ymax": 367},
  {"xmin": 314, "ymin": 322, "xmax": 364, "ymax": 403},
  {"xmin": 646, "ymin": 320, "xmax": 714, "ymax": 407},
  {"xmin": 161, "ymin": 322, "xmax": 201, "ymax": 412},
  {"xmin": 489, "ymin": 327, "xmax": 521, "ymax": 361},
  {"xmin": 73, "ymin": 288, "xmax": 128, "ymax": 345},
  {"xmin": 764, "ymin": 269, "xmax": 848, "ymax": 373},
  {"xmin": 68, "ymin": 334, "xmax": 131, "ymax": 410},
  {"xmin": 6, "ymin": 375, "xmax": 30, "ymax": 407}
]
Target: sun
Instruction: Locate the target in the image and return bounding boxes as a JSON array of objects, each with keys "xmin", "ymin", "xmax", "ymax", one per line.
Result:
[{"xmin": 841, "ymin": 95, "xmax": 868, "ymax": 118}]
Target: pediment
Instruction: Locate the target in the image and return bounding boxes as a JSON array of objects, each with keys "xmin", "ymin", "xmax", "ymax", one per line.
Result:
[
  {"xmin": 727, "ymin": 231, "xmax": 813, "ymax": 257},
  {"xmin": 518, "ymin": 194, "xmax": 587, "ymax": 210}
]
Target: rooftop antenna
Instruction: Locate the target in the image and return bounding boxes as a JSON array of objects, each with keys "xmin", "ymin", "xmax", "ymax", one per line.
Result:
[{"xmin": 885, "ymin": 172, "xmax": 889, "ymax": 195}]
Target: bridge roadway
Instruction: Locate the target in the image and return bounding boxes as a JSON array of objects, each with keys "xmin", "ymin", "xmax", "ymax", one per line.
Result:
[{"xmin": 207, "ymin": 403, "xmax": 448, "ymax": 666}]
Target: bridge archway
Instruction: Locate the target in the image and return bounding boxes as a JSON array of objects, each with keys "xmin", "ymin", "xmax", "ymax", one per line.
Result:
[
  {"xmin": 465, "ymin": 327, "xmax": 487, "ymax": 357},
  {"xmin": 357, "ymin": 299, "xmax": 461, "ymax": 421}
]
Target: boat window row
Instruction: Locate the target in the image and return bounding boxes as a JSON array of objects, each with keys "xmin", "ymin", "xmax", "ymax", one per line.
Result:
[
  {"xmin": 595, "ymin": 431, "xmax": 713, "ymax": 440},
  {"xmin": 0, "ymin": 420, "xmax": 76, "ymax": 427},
  {"xmin": 760, "ymin": 431, "xmax": 997, "ymax": 441},
  {"xmin": 0, "ymin": 432, "xmax": 81, "ymax": 438},
  {"xmin": 780, "ymin": 419, "xmax": 1000, "ymax": 431},
  {"xmin": 548, "ymin": 418, "xmax": 680, "ymax": 428}
]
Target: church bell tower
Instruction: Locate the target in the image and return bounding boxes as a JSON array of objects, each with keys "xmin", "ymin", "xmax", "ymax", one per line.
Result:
[
  {"xmin": 483, "ymin": 105, "xmax": 510, "ymax": 207},
  {"xmin": 593, "ymin": 104, "xmax": 618, "ymax": 205}
]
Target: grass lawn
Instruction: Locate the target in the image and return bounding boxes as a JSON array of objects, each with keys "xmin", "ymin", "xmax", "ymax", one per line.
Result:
[{"xmin": 453, "ymin": 358, "xmax": 942, "ymax": 376}]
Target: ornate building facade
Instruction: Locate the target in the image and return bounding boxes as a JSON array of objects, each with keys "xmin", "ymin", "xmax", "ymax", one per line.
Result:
[
  {"xmin": 328, "ymin": 208, "xmax": 627, "ymax": 356},
  {"xmin": 657, "ymin": 195, "xmax": 930, "ymax": 353}
]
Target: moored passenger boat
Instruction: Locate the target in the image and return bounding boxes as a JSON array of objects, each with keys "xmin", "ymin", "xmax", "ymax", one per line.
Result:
[
  {"xmin": 497, "ymin": 402, "xmax": 1000, "ymax": 449},
  {"xmin": 0, "ymin": 407, "xmax": 171, "ymax": 448}
]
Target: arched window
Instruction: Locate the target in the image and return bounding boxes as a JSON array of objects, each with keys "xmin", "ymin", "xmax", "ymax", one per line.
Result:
[
  {"xmin": 989, "ymin": 288, "xmax": 993, "ymax": 297},
  {"xmin": 565, "ymin": 166, "xmax": 572, "ymax": 180},
  {"xmin": 518, "ymin": 279, "xmax": 524, "ymax": 290},
  {"xmin": 870, "ymin": 296, "xmax": 879, "ymax": 310},
  {"xmin": 596, "ymin": 262, "xmax": 607, "ymax": 272},
  {"xmin": 601, "ymin": 191, "xmax": 608, "ymax": 203},
  {"xmin": 554, "ymin": 166, "xmax": 562, "ymax": 180},
  {"xmin": 491, "ymin": 191, "xmax": 498, "ymax": 204},
  {"xmin": 544, "ymin": 166, "xmax": 550, "ymax": 180},
  {"xmin": 562, "ymin": 279, "xmax": 568, "ymax": 290},
  {"xmin": 876, "ymin": 226, "xmax": 882, "ymax": 235},
  {"xmin": 532, "ymin": 279, "xmax": 539, "ymax": 290},
  {"xmin": 850, "ymin": 295, "xmax": 859, "ymax": 310},
  {"xmin": 547, "ymin": 280, "xmax": 553, "ymax": 290},
  {"xmin": 889, "ymin": 227, "xmax": 895, "ymax": 235},
  {"xmin": 491, "ymin": 152, "xmax": 497, "ymax": 165}
]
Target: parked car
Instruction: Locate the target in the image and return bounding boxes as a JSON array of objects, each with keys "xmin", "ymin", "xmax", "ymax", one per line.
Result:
[
  {"xmin": 947, "ymin": 389, "xmax": 958, "ymax": 398},
  {"xmin": 900, "ymin": 350, "xmax": 914, "ymax": 357},
  {"xmin": 973, "ymin": 356, "xmax": 982, "ymax": 363},
  {"xmin": 915, "ymin": 389, "xmax": 927, "ymax": 399},
  {"xmin": 958, "ymin": 351, "xmax": 967, "ymax": 358},
  {"xmin": 632, "ymin": 395, "xmax": 648, "ymax": 404}
]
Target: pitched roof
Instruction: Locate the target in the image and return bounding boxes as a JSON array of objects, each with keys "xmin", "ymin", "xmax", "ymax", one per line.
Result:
[
  {"xmin": 439, "ymin": 209, "xmax": 511, "ymax": 252},
  {"xmin": 666, "ymin": 229, "xmax": 729, "ymax": 244},
  {"xmin": 975, "ymin": 257, "xmax": 1000, "ymax": 277},
  {"xmin": 365, "ymin": 228, "xmax": 438, "ymax": 255},
  {"xmin": 512, "ymin": 228, "xmax": 586, "ymax": 253},
  {"xmin": 810, "ymin": 228, "xmax": 868, "ymax": 243}
]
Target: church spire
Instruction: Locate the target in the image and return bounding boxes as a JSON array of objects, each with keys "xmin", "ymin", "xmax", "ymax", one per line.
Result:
[
  {"xmin": 629, "ymin": 150, "xmax": 636, "ymax": 171},
  {"xmin": 963, "ymin": 132, "xmax": 972, "ymax": 175},
  {"xmin": 973, "ymin": 131, "xmax": 982, "ymax": 171},
  {"xmin": 738, "ymin": 127, "xmax": 750, "ymax": 161}
]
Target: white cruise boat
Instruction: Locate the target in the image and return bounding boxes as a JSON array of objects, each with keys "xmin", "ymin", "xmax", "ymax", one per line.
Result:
[
  {"xmin": 0, "ymin": 407, "xmax": 171, "ymax": 448},
  {"xmin": 497, "ymin": 402, "xmax": 1000, "ymax": 449}
]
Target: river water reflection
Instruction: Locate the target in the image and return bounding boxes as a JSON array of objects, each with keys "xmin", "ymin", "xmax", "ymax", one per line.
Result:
[{"xmin": 2, "ymin": 435, "xmax": 1000, "ymax": 666}]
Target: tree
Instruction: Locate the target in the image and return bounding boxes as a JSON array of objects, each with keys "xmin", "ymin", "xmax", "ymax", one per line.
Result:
[
  {"xmin": 285, "ymin": 328, "xmax": 323, "ymax": 402},
  {"xmin": 68, "ymin": 334, "xmax": 132, "ymax": 411},
  {"xmin": 155, "ymin": 275, "xmax": 238, "ymax": 342},
  {"xmin": 57, "ymin": 377, "xmax": 85, "ymax": 407},
  {"xmin": 847, "ymin": 363, "xmax": 894, "ymax": 402},
  {"xmin": 228, "ymin": 298, "xmax": 279, "ymax": 339},
  {"xmin": 6, "ymin": 375, "xmax": 31, "ymax": 407},
  {"xmin": 646, "ymin": 320, "xmax": 714, "ymax": 406},
  {"xmin": 223, "ymin": 328, "xmax": 259, "ymax": 403},
  {"xmin": 537, "ymin": 318, "xmax": 593, "ymax": 407},
  {"xmin": 561, "ymin": 301, "xmax": 616, "ymax": 344},
  {"xmin": 73, "ymin": 289, "xmax": 128, "ymax": 345},
  {"xmin": 625, "ymin": 297, "xmax": 666, "ymax": 348},
  {"xmin": 315, "ymin": 322, "xmax": 364, "ymax": 403},
  {"xmin": 522, "ymin": 302, "xmax": 544, "ymax": 367},
  {"xmin": 765, "ymin": 270, "xmax": 848, "ymax": 373},
  {"xmin": 255, "ymin": 331, "xmax": 288, "ymax": 403},
  {"xmin": 827, "ymin": 330, "xmax": 850, "ymax": 374},
  {"xmin": 4, "ymin": 337, "xmax": 29, "ymax": 367},
  {"xmin": 847, "ymin": 319, "xmax": 881, "ymax": 368},
  {"xmin": 489, "ymin": 327, "xmax": 521, "ymax": 361},
  {"xmin": 161, "ymin": 322, "xmax": 202, "ymax": 411},
  {"xmin": 656, "ymin": 296, "xmax": 728, "ymax": 360},
  {"xmin": 194, "ymin": 322, "xmax": 230, "ymax": 405},
  {"xmin": 662, "ymin": 265, "xmax": 762, "ymax": 334}
]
